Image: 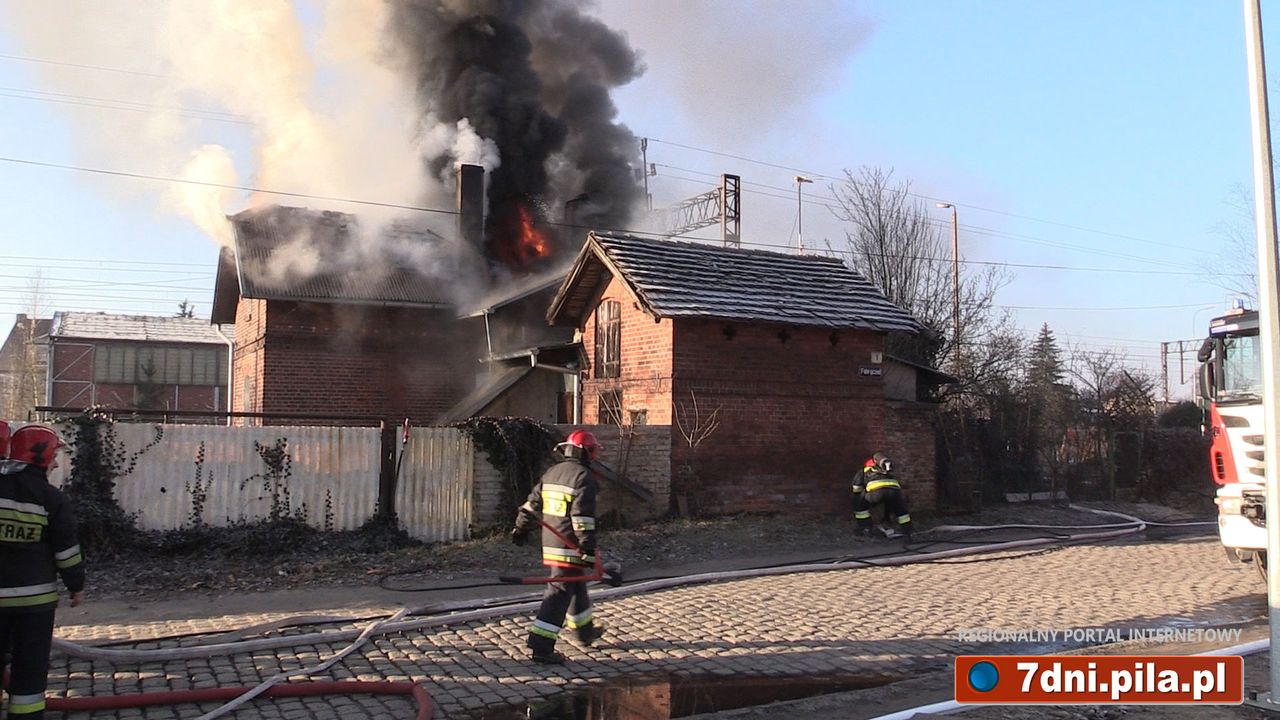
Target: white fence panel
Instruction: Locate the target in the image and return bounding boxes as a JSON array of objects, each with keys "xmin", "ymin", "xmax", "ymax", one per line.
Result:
[
  {"xmin": 102, "ymin": 424, "xmax": 381, "ymax": 531},
  {"xmin": 395, "ymin": 427, "xmax": 473, "ymax": 542}
]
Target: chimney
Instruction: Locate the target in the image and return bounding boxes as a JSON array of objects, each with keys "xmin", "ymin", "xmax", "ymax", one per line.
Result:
[
  {"xmin": 456, "ymin": 163, "xmax": 485, "ymax": 251},
  {"xmin": 563, "ymin": 192, "xmax": 590, "ymax": 249}
]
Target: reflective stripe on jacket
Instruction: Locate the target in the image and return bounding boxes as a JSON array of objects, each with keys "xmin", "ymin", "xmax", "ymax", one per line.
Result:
[
  {"xmin": 514, "ymin": 457, "xmax": 598, "ymax": 569},
  {"xmin": 0, "ymin": 464, "xmax": 84, "ymax": 613}
]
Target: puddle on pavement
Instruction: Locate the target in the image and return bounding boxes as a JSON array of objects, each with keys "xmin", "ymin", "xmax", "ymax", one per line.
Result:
[{"xmin": 466, "ymin": 672, "xmax": 904, "ymax": 720}]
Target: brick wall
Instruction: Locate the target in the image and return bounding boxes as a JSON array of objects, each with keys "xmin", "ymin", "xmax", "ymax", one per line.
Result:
[
  {"xmin": 670, "ymin": 318, "xmax": 889, "ymax": 517},
  {"xmin": 234, "ymin": 299, "xmax": 479, "ymax": 422},
  {"xmin": 470, "ymin": 423, "xmax": 671, "ymax": 529},
  {"xmin": 882, "ymin": 400, "xmax": 940, "ymax": 512},
  {"xmin": 581, "ymin": 276, "xmax": 674, "ymax": 425},
  {"xmin": 232, "ymin": 298, "xmax": 266, "ymax": 415}
]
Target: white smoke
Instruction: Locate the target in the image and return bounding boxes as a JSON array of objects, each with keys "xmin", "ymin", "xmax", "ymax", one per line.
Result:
[{"xmin": 0, "ymin": 0, "xmax": 476, "ymax": 253}]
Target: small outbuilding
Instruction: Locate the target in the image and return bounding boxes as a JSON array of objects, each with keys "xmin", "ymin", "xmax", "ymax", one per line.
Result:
[{"xmin": 547, "ymin": 231, "xmax": 932, "ymax": 516}]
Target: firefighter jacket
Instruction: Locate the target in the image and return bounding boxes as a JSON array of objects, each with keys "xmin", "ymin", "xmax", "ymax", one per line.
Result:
[
  {"xmin": 853, "ymin": 466, "xmax": 901, "ymax": 495},
  {"xmin": 0, "ymin": 463, "xmax": 84, "ymax": 613},
  {"xmin": 514, "ymin": 457, "xmax": 599, "ymax": 569}
]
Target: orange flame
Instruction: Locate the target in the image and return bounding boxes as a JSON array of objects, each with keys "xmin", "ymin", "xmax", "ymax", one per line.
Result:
[{"xmin": 512, "ymin": 204, "xmax": 550, "ymax": 264}]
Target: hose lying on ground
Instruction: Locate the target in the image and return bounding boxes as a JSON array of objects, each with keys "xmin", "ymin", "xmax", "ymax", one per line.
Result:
[
  {"xmin": 53, "ymin": 505, "xmax": 1158, "ymax": 663},
  {"xmin": 46, "ymin": 681, "xmax": 433, "ymax": 720}
]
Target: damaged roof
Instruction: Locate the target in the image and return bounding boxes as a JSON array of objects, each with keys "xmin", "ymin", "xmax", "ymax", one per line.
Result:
[
  {"xmin": 51, "ymin": 312, "xmax": 228, "ymax": 345},
  {"xmin": 212, "ymin": 206, "xmax": 453, "ymax": 323},
  {"xmin": 547, "ymin": 232, "xmax": 923, "ymax": 332},
  {"xmin": 456, "ymin": 261, "xmax": 574, "ymax": 318}
]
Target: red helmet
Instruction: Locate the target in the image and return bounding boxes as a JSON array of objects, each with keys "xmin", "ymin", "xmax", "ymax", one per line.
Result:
[
  {"xmin": 0, "ymin": 422, "xmax": 10, "ymax": 459},
  {"xmin": 9, "ymin": 424, "xmax": 67, "ymax": 470},
  {"xmin": 561, "ymin": 429, "xmax": 603, "ymax": 461}
]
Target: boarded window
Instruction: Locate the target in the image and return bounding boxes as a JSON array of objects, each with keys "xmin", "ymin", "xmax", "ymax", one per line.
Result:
[
  {"xmin": 598, "ymin": 390, "xmax": 623, "ymax": 425},
  {"xmin": 594, "ymin": 300, "xmax": 621, "ymax": 379}
]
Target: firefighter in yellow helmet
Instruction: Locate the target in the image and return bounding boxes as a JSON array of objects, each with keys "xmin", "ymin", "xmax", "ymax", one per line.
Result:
[{"xmin": 852, "ymin": 452, "xmax": 913, "ymax": 538}]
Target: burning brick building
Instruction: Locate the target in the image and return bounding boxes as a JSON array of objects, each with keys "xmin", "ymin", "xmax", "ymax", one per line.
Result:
[
  {"xmin": 547, "ymin": 231, "xmax": 933, "ymax": 516},
  {"xmin": 210, "ymin": 165, "xmax": 582, "ymax": 423}
]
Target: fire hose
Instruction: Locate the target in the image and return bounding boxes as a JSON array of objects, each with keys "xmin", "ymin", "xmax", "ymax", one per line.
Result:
[
  {"xmin": 41, "ymin": 506, "xmax": 1206, "ymax": 716},
  {"xmin": 499, "ymin": 516, "xmax": 623, "ymax": 586}
]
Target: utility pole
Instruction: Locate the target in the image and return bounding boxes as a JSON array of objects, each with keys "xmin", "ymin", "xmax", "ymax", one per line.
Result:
[
  {"xmin": 640, "ymin": 138, "xmax": 651, "ymax": 211},
  {"xmin": 1160, "ymin": 342, "xmax": 1170, "ymax": 405},
  {"xmin": 1242, "ymin": 0, "xmax": 1280, "ymax": 708},
  {"xmin": 795, "ymin": 175, "xmax": 813, "ymax": 253},
  {"xmin": 936, "ymin": 202, "xmax": 961, "ymax": 369}
]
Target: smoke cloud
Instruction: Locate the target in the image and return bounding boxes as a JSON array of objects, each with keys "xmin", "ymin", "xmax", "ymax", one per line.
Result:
[
  {"xmin": 1, "ymin": 0, "xmax": 645, "ymax": 282},
  {"xmin": 385, "ymin": 0, "xmax": 646, "ymax": 258},
  {"xmin": 594, "ymin": 0, "xmax": 873, "ymax": 143}
]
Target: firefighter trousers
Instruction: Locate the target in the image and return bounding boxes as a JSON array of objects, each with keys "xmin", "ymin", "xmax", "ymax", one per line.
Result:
[
  {"xmin": 0, "ymin": 609, "xmax": 54, "ymax": 719},
  {"xmin": 854, "ymin": 487, "xmax": 913, "ymax": 534},
  {"xmin": 527, "ymin": 564, "xmax": 597, "ymax": 653}
]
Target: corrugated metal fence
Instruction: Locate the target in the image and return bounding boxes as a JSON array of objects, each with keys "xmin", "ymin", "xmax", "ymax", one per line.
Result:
[
  {"xmin": 44, "ymin": 423, "xmax": 474, "ymax": 541},
  {"xmin": 395, "ymin": 427, "xmax": 474, "ymax": 542}
]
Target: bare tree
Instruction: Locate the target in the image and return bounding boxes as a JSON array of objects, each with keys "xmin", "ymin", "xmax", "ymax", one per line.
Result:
[
  {"xmin": 671, "ymin": 390, "xmax": 722, "ymax": 516},
  {"xmin": 1208, "ymin": 184, "xmax": 1257, "ymax": 304},
  {"xmin": 2, "ymin": 273, "xmax": 47, "ymax": 419},
  {"xmin": 829, "ymin": 166, "xmax": 1016, "ymax": 395},
  {"xmin": 674, "ymin": 390, "xmax": 721, "ymax": 449}
]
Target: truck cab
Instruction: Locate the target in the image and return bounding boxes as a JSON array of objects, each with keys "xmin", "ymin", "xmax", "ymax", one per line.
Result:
[{"xmin": 1199, "ymin": 305, "xmax": 1266, "ymax": 573}]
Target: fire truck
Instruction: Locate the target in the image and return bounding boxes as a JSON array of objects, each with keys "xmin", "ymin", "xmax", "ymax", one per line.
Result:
[{"xmin": 1198, "ymin": 302, "xmax": 1267, "ymax": 579}]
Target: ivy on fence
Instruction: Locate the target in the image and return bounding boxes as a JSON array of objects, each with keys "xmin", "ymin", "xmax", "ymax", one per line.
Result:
[{"xmin": 60, "ymin": 410, "xmax": 162, "ymax": 557}]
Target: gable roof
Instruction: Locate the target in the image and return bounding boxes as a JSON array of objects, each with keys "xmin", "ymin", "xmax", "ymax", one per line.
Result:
[
  {"xmin": 547, "ymin": 232, "xmax": 922, "ymax": 332},
  {"xmin": 211, "ymin": 206, "xmax": 453, "ymax": 322},
  {"xmin": 50, "ymin": 312, "xmax": 228, "ymax": 345}
]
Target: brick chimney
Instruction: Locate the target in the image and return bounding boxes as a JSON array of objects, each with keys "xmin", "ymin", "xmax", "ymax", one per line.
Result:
[{"xmin": 456, "ymin": 163, "xmax": 485, "ymax": 252}]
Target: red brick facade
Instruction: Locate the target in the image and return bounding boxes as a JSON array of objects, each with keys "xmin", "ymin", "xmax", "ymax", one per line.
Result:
[
  {"xmin": 580, "ymin": 276, "xmax": 907, "ymax": 517},
  {"xmin": 882, "ymin": 400, "xmax": 939, "ymax": 513},
  {"xmin": 231, "ymin": 298, "xmax": 478, "ymax": 421}
]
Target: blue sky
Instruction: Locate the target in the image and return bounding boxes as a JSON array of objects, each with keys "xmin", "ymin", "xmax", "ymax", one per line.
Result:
[{"xmin": 0, "ymin": 1, "xmax": 1268, "ymax": 399}]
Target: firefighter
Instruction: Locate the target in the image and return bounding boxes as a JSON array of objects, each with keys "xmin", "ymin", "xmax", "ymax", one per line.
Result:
[
  {"xmin": 852, "ymin": 452, "xmax": 913, "ymax": 538},
  {"xmin": 510, "ymin": 429, "xmax": 606, "ymax": 664},
  {"xmin": 1, "ymin": 424, "xmax": 85, "ymax": 720}
]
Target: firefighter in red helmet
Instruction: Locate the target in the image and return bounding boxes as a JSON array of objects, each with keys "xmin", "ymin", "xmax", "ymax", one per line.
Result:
[
  {"xmin": 852, "ymin": 452, "xmax": 913, "ymax": 538},
  {"xmin": 1, "ymin": 424, "xmax": 85, "ymax": 719},
  {"xmin": 511, "ymin": 429, "xmax": 606, "ymax": 664}
]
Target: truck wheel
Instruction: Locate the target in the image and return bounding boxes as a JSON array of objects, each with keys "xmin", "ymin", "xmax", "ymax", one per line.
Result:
[{"xmin": 1256, "ymin": 551, "xmax": 1268, "ymax": 583}]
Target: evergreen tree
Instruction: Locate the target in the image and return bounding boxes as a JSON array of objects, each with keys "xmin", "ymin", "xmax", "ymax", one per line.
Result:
[
  {"xmin": 1027, "ymin": 323, "xmax": 1065, "ymax": 389},
  {"xmin": 1024, "ymin": 323, "xmax": 1074, "ymax": 495}
]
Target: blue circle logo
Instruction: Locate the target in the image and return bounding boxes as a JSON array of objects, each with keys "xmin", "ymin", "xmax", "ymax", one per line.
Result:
[{"xmin": 968, "ymin": 661, "xmax": 999, "ymax": 693}]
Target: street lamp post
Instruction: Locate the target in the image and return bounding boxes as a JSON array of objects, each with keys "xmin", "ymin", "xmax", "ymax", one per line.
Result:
[
  {"xmin": 795, "ymin": 176, "xmax": 814, "ymax": 253},
  {"xmin": 936, "ymin": 202, "xmax": 961, "ymax": 369}
]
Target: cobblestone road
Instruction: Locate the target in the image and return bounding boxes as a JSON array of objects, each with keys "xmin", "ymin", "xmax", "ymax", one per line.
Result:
[{"xmin": 48, "ymin": 535, "xmax": 1262, "ymax": 719}]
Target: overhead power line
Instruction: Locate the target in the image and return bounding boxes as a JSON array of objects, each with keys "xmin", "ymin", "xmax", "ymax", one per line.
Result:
[
  {"xmin": 0, "ymin": 52, "xmax": 166, "ymax": 78},
  {"xmin": 0, "ymin": 154, "xmax": 1243, "ymax": 283},
  {"xmin": 0, "ymin": 89, "xmax": 251, "ymax": 125}
]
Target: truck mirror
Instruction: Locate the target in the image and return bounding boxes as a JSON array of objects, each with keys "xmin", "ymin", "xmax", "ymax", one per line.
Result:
[{"xmin": 1197, "ymin": 361, "xmax": 1213, "ymax": 403}]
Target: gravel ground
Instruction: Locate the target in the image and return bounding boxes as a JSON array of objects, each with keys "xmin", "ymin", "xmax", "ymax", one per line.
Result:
[{"xmin": 86, "ymin": 499, "xmax": 1213, "ymax": 601}]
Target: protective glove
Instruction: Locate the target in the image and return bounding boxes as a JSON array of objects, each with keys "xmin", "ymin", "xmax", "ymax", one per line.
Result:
[{"xmin": 510, "ymin": 527, "xmax": 529, "ymax": 546}]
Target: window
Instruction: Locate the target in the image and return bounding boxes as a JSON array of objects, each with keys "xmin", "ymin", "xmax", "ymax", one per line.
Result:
[
  {"xmin": 598, "ymin": 390, "xmax": 623, "ymax": 425},
  {"xmin": 594, "ymin": 300, "xmax": 621, "ymax": 379},
  {"xmin": 93, "ymin": 344, "xmax": 226, "ymax": 386},
  {"xmin": 629, "ymin": 409, "xmax": 648, "ymax": 426}
]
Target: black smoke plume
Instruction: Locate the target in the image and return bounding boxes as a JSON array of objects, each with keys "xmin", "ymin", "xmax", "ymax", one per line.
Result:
[{"xmin": 388, "ymin": 0, "xmax": 645, "ymax": 267}]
